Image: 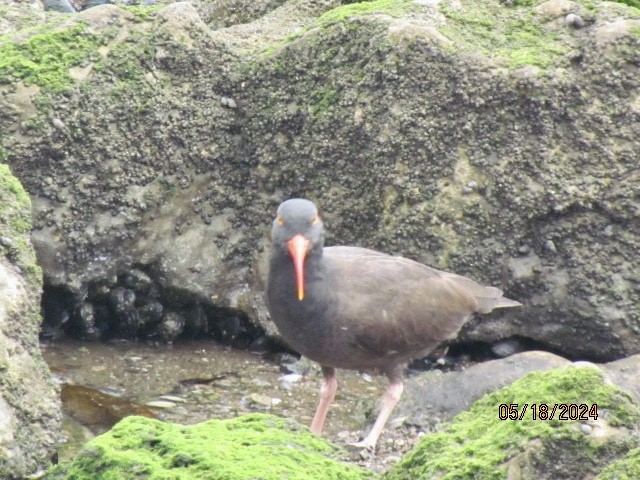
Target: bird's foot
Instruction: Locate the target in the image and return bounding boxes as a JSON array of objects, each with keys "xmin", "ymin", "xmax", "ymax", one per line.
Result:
[{"xmin": 346, "ymin": 438, "xmax": 377, "ymax": 453}]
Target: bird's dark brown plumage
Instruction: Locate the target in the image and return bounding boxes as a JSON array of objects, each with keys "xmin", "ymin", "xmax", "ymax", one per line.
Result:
[{"xmin": 266, "ymin": 198, "xmax": 520, "ymax": 449}]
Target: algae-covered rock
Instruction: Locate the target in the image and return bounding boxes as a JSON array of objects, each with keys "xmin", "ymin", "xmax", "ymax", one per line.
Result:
[
  {"xmin": 45, "ymin": 413, "xmax": 371, "ymax": 480},
  {"xmin": 0, "ymin": 163, "xmax": 61, "ymax": 478},
  {"xmin": 384, "ymin": 365, "xmax": 640, "ymax": 480}
]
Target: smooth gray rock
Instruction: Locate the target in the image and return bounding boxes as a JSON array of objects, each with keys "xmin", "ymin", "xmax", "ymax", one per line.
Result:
[{"xmin": 396, "ymin": 351, "xmax": 570, "ymax": 427}]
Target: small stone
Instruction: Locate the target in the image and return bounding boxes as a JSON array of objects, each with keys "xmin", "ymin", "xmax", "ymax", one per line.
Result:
[
  {"xmin": 0, "ymin": 236, "xmax": 15, "ymax": 248},
  {"xmin": 467, "ymin": 180, "xmax": 479, "ymax": 190},
  {"xmin": 279, "ymin": 373, "xmax": 302, "ymax": 389},
  {"xmin": 603, "ymin": 225, "xmax": 614, "ymax": 237},
  {"xmin": 51, "ymin": 117, "xmax": 65, "ymax": 130},
  {"xmin": 492, "ymin": 338, "xmax": 524, "ymax": 358},
  {"xmin": 220, "ymin": 97, "xmax": 237, "ymax": 109},
  {"xmin": 282, "ymin": 356, "xmax": 313, "ymax": 375},
  {"xmin": 518, "ymin": 244, "xmax": 531, "ymax": 254},
  {"xmin": 461, "ymin": 186, "xmax": 474, "ymax": 194},
  {"xmin": 359, "ymin": 448, "xmax": 374, "ymax": 460},
  {"xmin": 246, "ymin": 393, "xmax": 275, "ymax": 408},
  {"xmin": 543, "ymin": 239, "xmax": 557, "ymax": 254},
  {"xmin": 146, "ymin": 400, "xmax": 177, "ymax": 409},
  {"xmin": 159, "ymin": 395, "xmax": 187, "ymax": 403},
  {"xmin": 565, "ymin": 13, "xmax": 584, "ymax": 29},
  {"xmin": 581, "ymin": 423, "xmax": 592, "ymax": 435},
  {"xmin": 158, "ymin": 312, "xmax": 185, "ymax": 343},
  {"xmin": 123, "ymin": 269, "xmax": 152, "ymax": 292}
]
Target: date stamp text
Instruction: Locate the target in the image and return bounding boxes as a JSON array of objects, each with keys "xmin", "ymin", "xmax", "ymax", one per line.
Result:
[{"xmin": 498, "ymin": 403, "xmax": 598, "ymax": 421}]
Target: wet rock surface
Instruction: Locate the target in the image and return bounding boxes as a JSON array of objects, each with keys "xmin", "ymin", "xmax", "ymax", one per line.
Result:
[
  {"xmin": 2, "ymin": 0, "xmax": 639, "ymax": 360},
  {"xmin": 0, "ymin": 165, "xmax": 61, "ymax": 479}
]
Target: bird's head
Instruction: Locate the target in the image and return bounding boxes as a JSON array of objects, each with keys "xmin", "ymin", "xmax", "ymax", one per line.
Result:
[{"xmin": 271, "ymin": 198, "xmax": 324, "ymax": 301}]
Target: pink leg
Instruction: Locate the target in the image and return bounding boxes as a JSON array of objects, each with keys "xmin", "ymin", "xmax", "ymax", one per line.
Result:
[
  {"xmin": 352, "ymin": 379, "xmax": 404, "ymax": 450},
  {"xmin": 310, "ymin": 366, "xmax": 337, "ymax": 434}
]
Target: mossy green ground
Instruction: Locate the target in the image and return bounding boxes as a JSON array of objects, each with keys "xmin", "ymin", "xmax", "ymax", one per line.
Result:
[
  {"xmin": 438, "ymin": 0, "xmax": 569, "ymax": 68},
  {"xmin": 315, "ymin": 0, "xmax": 417, "ymax": 25},
  {"xmin": 384, "ymin": 366, "xmax": 640, "ymax": 480},
  {"xmin": 284, "ymin": 0, "xmax": 639, "ymax": 69},
  {"xmin": 0, "ymin": 4, "xmax": 159, "ymax": 93},
  {"xmin": 596, "ymin": 447, "xmax": 640, "ymax": 479},
  {"xmin": 0, "ymin": 22, "xmax": 103, "ymax": 92},
  {"xmin": 45, "ymin": 414, "xmax": 371, "ymax": 480},
  {"xmin": 0, "ymin": 163, "xmax": 41, "ymax": 285}
]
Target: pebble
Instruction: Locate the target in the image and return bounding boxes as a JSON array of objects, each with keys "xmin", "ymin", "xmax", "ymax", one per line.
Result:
[
  {"xmin": 581, "ymin": 423, "xmax": 592, "ymax": 435},
  {"xmin": 518, "ymin": 244, "xmax": 531, "ymax": 254},
  {"xmin": 246, "ymin": 393, "xmax": 277, "ymax": 408},
  {"xmin": 51, "ymin": 117, "xmax": 65, "ymax": 130},
  {"xmin": 146, "ymin": 400, "xmax": 177, "ymax": 409},
  {"xmin": 279, "ymin": 373, "xmax": 303, "ymax": 389},
  {"xmin": 220, "ymin": 97, "xmax": 237, "ymax": 109},
  {"xmin": 0, "ymin": 236, "xmax": 15, "ymax": 248},
  {"xmin": 565, "ymin": 13, "xmax": 584, "ymax": 29},
  {"xmin": 159, "ymin": 395, "xmax": 187, "ymax": 403},
  {"xmin": 492, "ymin": 338, "xmax": 524, "ymax": 358},
  {"xmin": 603, "ymin": 225, "xmax": 614, "ymax": 237},
  {"xmin": 543, "ymin": 239, "xmax": 557, "ymax": 254}
]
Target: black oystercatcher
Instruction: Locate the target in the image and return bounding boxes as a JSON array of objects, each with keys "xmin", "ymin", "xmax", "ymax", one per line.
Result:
[{"xmin": 266, "ymin": 198, "xmax": 521, "ymax": 449}]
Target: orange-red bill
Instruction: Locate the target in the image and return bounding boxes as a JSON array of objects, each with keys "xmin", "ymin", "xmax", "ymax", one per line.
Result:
[{"xmin": 287, "ymin": 234, "xmax": 310, "ymax": 301}]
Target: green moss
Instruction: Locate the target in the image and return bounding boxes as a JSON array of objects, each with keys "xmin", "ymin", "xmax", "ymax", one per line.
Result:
[
  {"xmin": 316, "ymin": 0, "xmax": 417, "ymax": 25},
  {"xmin": 121, "ymin": 5, "xmax": 163, "ymax": 20},
  {"xmin": 596, "ymin": 447, "xmax": 640, "ymax": 479},
  {"xmin": 615, "ymin": 0, "xmax": 640, "ymax": 9},
  {"xmin": 0, "ymin": 163, "xmax": 31, "ymax": 225},
  {"xmin": 0, "ymin": 163, "xmax": 42, "ymax": 287},
  {"xmin": 45, "ymin": 414, "xmax": 372, "ymax": 480},
  {"xmin": 384, "ymin": 366, "xmax": 640, "ymax": 480},
  {"xmin": 256, "ymin": 0, "xmax": 413, "ymax": 58},
  {"xmin": 439, "ymin": 0, "xmax": 568, "ymax": 68},
  {"xmin": 0, "ymin": 22, "xmax": 102, "ymax": 92}
]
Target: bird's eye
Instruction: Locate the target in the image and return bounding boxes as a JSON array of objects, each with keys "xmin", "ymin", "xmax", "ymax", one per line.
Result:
[
  {"xmin": 276, "ymin": 215, "xmax": 285, "ymax": 226},
  {"xmin": 311, "ymin": 214, "xmax": 319, "ymax": 225}
]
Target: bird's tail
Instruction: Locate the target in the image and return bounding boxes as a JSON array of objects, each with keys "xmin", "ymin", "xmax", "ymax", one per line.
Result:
[
  {"xmin": 474, "ymin": 286, "xmax": 522, "ymax": 314},
  {"xmin": 446, "ymin": 273, "xmax": 521, "ymax": 314}
]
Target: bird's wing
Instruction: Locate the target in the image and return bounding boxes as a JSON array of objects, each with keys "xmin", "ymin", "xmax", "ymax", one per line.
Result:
[{"xmin": 324, "ymin": 246, "xmax": 513, "ymax": 358}]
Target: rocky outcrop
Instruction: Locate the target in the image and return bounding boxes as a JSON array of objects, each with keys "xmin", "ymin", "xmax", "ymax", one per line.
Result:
[
  {"xmin": 0, "ymin": 164, "xmax": 61, "ymax": 478},
  {"xmin": 1, "ymin": 0, "xmax": 639, "ymax": 359},
  {"xmin": 398, "ymin": 351, "xmax": 640, "ymax": 429},
  {"xmin": 398, "ymin": 351, "xmax": 570, "ymax": 427},
  {"xmin": 385, "ymin": 365, "xmax": 640, "ymax": 480}
]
